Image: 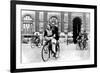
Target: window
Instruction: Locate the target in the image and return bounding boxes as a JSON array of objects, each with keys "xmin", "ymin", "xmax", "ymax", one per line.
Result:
[
  {"xmin": 64, "ymin": 13, "xmax": 68, "ymax": 33},
  {"xmin": 39, "ymin": 12, "xmax": 44, "ymax": 33},
  {"xmin": 22, "ymin": 14, "xmax": 34, "ymax": 34}
]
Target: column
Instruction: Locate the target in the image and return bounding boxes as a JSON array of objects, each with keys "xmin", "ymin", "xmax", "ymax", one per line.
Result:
[
  {"xmin": 43, "ymin": 11, "xmax": 47, "ymax": 30},
  {"xmin": 68, "ymin": 12, "xmax": 72, "ymax": 32},
  {"xmin": 35, "ymin": 11, "xmax": 39, "ymax": 32},
  {"xmin": 83, "ymin": 13, "xmax": 86, "ymax": 30},
  {"xmin": 61, "ymin": 12, "xmax": 64, "ymax": 32}
]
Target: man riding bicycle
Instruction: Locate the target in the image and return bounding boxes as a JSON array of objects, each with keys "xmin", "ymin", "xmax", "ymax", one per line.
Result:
[
  {"xmin": 77, "ymin": 29, "xmax": 88, "ymax": 50},
  {"xmin": 44, "ymin": 16, "xmax": 59, "ymax": 57}
]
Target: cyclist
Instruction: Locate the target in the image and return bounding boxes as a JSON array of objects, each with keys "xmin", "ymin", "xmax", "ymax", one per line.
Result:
[
  {"xmin": 34, "ymin": 32, "xmax": 40, "ymax": 46},
  {"xmin": 49, "ymin": 16, "xmax": 59, "ymax": 57},
  {"xmin": 44, "ymin": 24, "xmax": 53, "ymax": 53},
  {"xmin": 82, "ymin": 30, "xmax": 88, "ymax": 49},
  {"xmin": 77, "ymin": 29, "xmax": 88, "ymax": 50}
]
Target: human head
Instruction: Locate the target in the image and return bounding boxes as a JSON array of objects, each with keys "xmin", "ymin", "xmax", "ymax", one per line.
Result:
[{"xmin": 49, "ymin": 16, "xmax": 58, "ymax": 27}]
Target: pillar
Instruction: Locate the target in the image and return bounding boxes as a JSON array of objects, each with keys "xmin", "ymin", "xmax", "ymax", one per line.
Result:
[
  {"xmin": 35, "ymin": 11, "xmax": 39, "ymax": 32},
  {"xmin": 61, "ymin": 12, "xmax": 64, "ymax": 32},
  {"xmin": 68, "ymin": 12, "xmax": 72, "ymax": 32},
  {"xmin": 43, "ymin": 11, "xmax": 47, "ymax": 30},
  {"xmin": 83, "ymin": 13, "xmax": 86, "ymax": 30}
]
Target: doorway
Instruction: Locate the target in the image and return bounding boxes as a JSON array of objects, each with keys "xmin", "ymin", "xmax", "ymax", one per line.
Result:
[{"xmin": 73, "ymin": 17, "xmax": 82, "ymax": 43}]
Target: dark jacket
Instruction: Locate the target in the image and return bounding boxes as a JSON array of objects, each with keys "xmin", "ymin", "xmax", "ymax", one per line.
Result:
[{"xmin": 44, "ymin": 26, "xmax": 59, "ymax": 41}]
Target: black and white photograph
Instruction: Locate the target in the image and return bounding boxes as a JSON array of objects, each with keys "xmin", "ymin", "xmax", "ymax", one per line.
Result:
[
  {"xmin": 21, "ymin": 9, "xmax": 90, "ymax": 63},
  {"xmin": 11, "ymin": 1, "xmax": 97, "ymax": 72}
]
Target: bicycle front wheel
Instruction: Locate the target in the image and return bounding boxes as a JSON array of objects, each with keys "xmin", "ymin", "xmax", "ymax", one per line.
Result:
[{"xmin": 41, "ymin": 45, "xmax": 50, "ymax": 62}]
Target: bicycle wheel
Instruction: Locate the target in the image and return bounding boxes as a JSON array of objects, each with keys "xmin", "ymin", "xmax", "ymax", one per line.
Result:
[{"xmin": 41, "ymin": 45, "xmax": 50, "ymax": 62}]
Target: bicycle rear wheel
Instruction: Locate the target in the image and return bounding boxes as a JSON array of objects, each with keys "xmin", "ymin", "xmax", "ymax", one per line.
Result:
[{"xmin": 41, "ymin": 45, "xmax": 50, "ymax": 62}]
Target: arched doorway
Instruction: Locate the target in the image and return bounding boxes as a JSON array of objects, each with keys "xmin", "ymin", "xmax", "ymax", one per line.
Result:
[{"xmin": 73, "ymin": 17, "xmax": 82, "ymax": 43}]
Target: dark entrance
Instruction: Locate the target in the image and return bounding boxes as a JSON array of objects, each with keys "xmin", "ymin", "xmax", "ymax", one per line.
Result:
[{"xmin": 73, "ymin": 17, "xmax": 82, "ymax": 43}]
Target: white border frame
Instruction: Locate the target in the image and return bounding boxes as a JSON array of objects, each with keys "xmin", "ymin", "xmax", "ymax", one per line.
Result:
[{"xmin": 16, "ymin": 4, "xmax": 94, "ymax": 69}]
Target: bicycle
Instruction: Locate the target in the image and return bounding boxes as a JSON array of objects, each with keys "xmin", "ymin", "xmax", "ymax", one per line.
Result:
[
  {"xmin": 41, "ymin": 39, "xmax": 60, "ymax": 62},
  {"xmin": 76, "ymin": 33, "xmax": 88, "ymax": 50},
  {"xmin": 31, "ymin": 35, "xmax": 42, "ymax": 48}
]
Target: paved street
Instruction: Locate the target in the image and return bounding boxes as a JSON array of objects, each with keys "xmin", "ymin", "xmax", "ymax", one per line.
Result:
[{"xmin": 22, "ymin": 42, "xmax": 90, "ymax": 63}]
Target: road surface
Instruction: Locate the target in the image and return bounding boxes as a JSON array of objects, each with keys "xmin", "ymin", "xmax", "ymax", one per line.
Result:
[{"xmin": 21, "ymin": 41, "xmax": 90, "ymax": 63}]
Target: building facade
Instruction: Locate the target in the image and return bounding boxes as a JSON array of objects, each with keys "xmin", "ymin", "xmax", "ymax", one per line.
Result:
[{"xmin": 21, "ymin": 10, "xmax": 90, "ymax": 36}]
